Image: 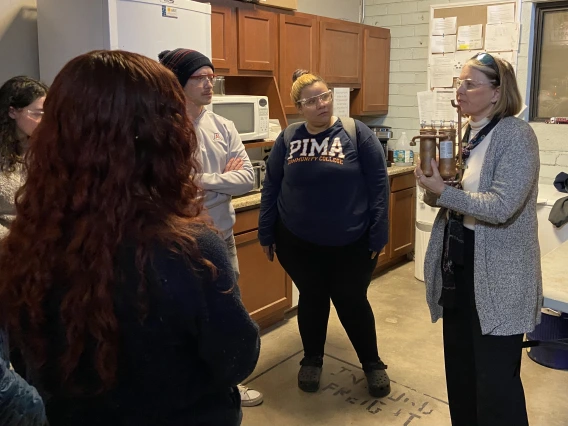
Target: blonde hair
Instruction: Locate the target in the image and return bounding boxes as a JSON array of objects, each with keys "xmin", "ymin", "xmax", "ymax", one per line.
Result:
[
  {"xmin": 466, "ymin": 55, "xmax": 522, "ymax": 118},
  {"xmin": 290, "ymin": 69, "xmax": 327, "ymax": 106}
]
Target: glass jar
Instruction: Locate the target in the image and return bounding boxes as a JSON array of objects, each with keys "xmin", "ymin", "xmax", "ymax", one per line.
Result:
[{"xmin": 213, "ymin": 76, "xmax": 225, "ymax": 95}]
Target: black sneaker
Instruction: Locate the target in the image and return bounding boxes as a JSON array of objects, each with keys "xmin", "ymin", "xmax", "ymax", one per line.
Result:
[
  {"xmin": 363, "ymin": 361, "xmax": 391, "ymax": 398},
  {"xmin": 298, "ymin": 355, "xmax": 323, "ymax": 393}
]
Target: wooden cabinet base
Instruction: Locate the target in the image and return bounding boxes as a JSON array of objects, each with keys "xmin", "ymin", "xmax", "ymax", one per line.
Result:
[
  {"xmin": 373, "ymin": 254, "xmax": 412, "ymax": 276},
  {"xmin": 373, "ymin": 172, "xmax": 416, "ymax": 274},
  {"xmin": 234, "ymin": 208, "xmax": 293, "ymax": 330},
  {"xmin": 255, "ymin": 305, "xmax": 290, "ymax": 329}
]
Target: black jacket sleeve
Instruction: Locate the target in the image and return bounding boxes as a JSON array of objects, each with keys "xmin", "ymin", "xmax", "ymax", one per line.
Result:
[
  {"xmin": 356, "ymin": 121, "xmax": 390, "ymax": 252},
  {"xmin": 155, "ymin": 230, "xmax": 260, "ymax": 392},
  {"xmin": 194, "ymin": 232, "xmax": 260, "ymax": 389}
]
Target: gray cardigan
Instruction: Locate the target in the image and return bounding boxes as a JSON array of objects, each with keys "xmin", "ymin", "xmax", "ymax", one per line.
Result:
[{"xmin": 424, "ymin": 116, "xmax": 542, "ymax": 336}]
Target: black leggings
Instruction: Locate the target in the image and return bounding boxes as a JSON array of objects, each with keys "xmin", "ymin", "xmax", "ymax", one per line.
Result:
[
  {"xmin": 443, "ymin": 227, "xmax": 528, "ymax": 426},
  {"xmin": 274, "ymin": 219, "xmax": 380, "ymax": 365}
]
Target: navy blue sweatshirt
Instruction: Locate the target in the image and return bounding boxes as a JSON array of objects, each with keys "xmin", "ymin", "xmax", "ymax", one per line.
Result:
[
  {"xmin": 258, "ymin": 119, "xmax": 389, "ymax": 252},
  {"xmin": 26, "ymin": 229, "xmax": 259, "ymax": 426}
]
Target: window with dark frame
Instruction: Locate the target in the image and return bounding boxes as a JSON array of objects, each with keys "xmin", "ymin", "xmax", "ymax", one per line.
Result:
[{"xmin": 530, "ymin": 1, "xmax": 568, "ymax": 121}]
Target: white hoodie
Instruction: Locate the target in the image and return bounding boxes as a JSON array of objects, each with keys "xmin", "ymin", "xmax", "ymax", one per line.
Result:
[{"xmin": 194, "ymin": 109, "xmax": 254, "ymax": 239}]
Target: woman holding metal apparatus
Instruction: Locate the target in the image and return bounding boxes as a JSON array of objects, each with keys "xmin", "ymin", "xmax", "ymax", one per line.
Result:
[{"xmin": 415, "ymin": 53, "xmax": 541, "ymax": 426}]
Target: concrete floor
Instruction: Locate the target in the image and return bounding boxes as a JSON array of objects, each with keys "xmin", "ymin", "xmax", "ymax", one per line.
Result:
[{"xmin": 241, "ymin": 261, "xmax": 568, "ymax": 426}]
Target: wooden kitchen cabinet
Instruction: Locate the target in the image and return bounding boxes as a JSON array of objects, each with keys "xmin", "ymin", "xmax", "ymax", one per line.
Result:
[
  {"xmin": 373, "ymin": 171, "xmax": 416, "ymax": 275},
  {"xmin": 211, "ymin": 5, "xmax": 238, "ymax": 74},
  {"xmin": 351, "ymin": 25, "xmax": 390, "ymax": 115},
  {"xmin": 207, "ymin": 1, "xmax": 391, "ymax": 115},
  {"xmin": 279, "ymin": 13, "xmax": 319, "ymax": 114},
  {"xmin": 237, "ymin": 8, "xmax": 278, "ymax": 72},
  {"xmin": 209, "ymin": 3, "xmax": 277, "ymax": 75},
  {"xmin": 389, "ymin": 187, "xmax": 416, "ymax": 259},
  {"xmin": 234, "ymin": 208, "xmax": 292, "ymax": 329},
  {"xmin": 377, "ymin": 242, "xmax": 390, "ymax": 266},
  {"xmin": 318, "ymin": 17, "xmax": 362, "ymax": 86}
]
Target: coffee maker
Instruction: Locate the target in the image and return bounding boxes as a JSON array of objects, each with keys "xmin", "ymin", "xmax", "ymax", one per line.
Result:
[{"xmin": 372, "ymin": 126, "xmax": 392, "ymax": 167}]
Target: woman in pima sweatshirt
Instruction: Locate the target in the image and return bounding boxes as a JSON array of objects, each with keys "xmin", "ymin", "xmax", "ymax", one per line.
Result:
[{"xmin": 258, "ymin": 70, "xmax": 391, "ymax": 398}]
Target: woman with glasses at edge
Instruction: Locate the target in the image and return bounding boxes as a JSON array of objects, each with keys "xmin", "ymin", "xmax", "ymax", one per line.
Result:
[
  {"xmin": 0, "ymin": 77, "xmax": 48, "ymax": 425},
  {"xmin": 258, "ymin": 69, "xmax": 391, "ymax": 398},
  {"xmin": 416, "ymin": 53, "xmax": 540, "ymax": 426},
  {"xmin": 0, "ymin": 76, "xmax": 47, "ymax": 238}
]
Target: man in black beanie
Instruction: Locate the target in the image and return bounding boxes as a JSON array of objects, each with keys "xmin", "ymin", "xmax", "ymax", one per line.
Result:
[{"xmin": 159, "ymin": 48, "xmax": 262, "ymax": 408}]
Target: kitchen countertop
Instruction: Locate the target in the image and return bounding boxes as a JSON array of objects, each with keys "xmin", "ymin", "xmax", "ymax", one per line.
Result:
[
  {"xmin": 386, "ymin": 165, "xmax": 416, "ymax": 176},
  {"xmin": 231, "ymin": 165, "xmax": 416, "ymax": 212},
  {"xmin": 541, "ymin": 240, "xmax": 568, "ymax": 313}
]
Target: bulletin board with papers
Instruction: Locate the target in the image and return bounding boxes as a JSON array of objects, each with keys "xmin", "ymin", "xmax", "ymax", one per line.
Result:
[{"xmin": 420, "ymin": 0, "xmax": 521, "ymax": 124}]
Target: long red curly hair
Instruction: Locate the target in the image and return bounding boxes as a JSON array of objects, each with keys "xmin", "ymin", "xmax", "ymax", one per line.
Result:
[{"xmin": 0, "ymin": 50, "xmax": 213, "ymax": 393}]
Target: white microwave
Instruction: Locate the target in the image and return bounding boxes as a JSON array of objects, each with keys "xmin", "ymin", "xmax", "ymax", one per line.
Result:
[{"xmin": 207, "ymin": 95, "xmax": 270, "ymax": 142}]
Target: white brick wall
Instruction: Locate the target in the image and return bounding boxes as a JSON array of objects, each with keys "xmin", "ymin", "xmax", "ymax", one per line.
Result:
[
  {"xmin": 0, "ymin": 0, "xmax": 40, "ymax": 82},
  {"xmin": 363, "ymin": 0, "xmax": 568, "ymax": 185},
  {"xmin": 297, "ymin": 0, "xmax": 361, "ymax": 22}
]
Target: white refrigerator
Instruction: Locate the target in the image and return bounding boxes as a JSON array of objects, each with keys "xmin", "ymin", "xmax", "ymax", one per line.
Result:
[
  {"xmin": 37, "ymin": 0, "xmax": 212, "ymax": 85},
  {"xmin": 414, "ymin": 185, "xmax": 439, "ymax": 281}
]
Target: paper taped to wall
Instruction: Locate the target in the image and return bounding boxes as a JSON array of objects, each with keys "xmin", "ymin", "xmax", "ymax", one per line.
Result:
[
  {"xmin": 431, "ymin": 35, "xmax": 457, "ymax": 53},
  {"xmin": 417, "ymin": 91, "xmax": 435, "ymax": 124},
  {"xmin": 485, "ymin": 23, "xmax": 519, "ymax": 52},
  {"xmin": 332, "ymin": 88, "xmax": 350, "ymax": 117},
  {"xmin": 487, "ymin": 3, "xmax": 515, "ymax": 25},
  {"xmin": 430, "ymin": 55, "xmax": 455, "ymax": 88},
  {"xmin": 457, "ymin": 24, "xmax": 484, "ymax": 50},
  {"xmin": 433, "ymin": 89, "xmax": 458, "ymax": 123},
  {"xmin": 454, "ymin": 50, "xmax": 483, "ymax": 66},
  {"xmin": 432, "ymin": 17, "xmax": 457, "ymax": 36},
  {"xmin": 417, "ymin": 89, "xmax": 458, "ymax": 124},
  {"xmin": 489, "ymin": 50, "xmax": 517, "ymax": 67}
]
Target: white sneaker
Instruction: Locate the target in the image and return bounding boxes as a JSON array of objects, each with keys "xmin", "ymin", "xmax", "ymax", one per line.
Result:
[{"xmin": 238, "ymin": 384, "xmax": 263, "ymax": 407}]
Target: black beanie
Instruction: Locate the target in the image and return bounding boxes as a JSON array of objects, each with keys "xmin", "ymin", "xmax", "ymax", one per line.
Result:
[{"xmin": 158, "ymin": 48, "xmax": 215, "ymax": 87}]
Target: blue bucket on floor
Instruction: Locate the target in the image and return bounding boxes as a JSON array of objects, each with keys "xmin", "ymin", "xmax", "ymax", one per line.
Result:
[{"xmin": 526, "ymin": 312, "xmax": 568, "ymax": 370}]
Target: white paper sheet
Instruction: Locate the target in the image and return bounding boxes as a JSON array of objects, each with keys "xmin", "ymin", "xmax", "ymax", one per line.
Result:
[
  {"xmin": 332, "ymin": 88, "xmax": 350, "ymax": 117},
  {"xmin": 485, "ymin": 23, "xmax": 518, "ymax": 52},
  {"xmin": 431, "ymin": 35, "xmax": 457, "ymax": 54},
  {"xmin": 430, "ymin": 55, "xmax": 455, "ymax": 88},
  {"xmin": 433, "ymin": 88, "xmax": 458, "ymax": 123},
  {"xmin": 487, "ymin": 3, "xmax": 515, "ymax": 25},
  {"xmin": 454, "ymin": 50, "xmax": 484, "ymax": 66},
  {"xmin": 432, "ymin": 17, "xmax": 457, "ymax": 36},
  {"xmin": 417, "ymin": 91, "xmax": 435, "ymax": 124},
  {"xmin": 457, "ymin": 24, "xmax": 484, "ymax": 50},
  {"xmin": 417, "ymin": 89, "xmax": 458, "ymax": 124},
  {"xmin": 490, "ymin": 51, "xmax": 518, "ymax": 71},
  {"xmin": 453, "ymin": 63, "xmax": 462, "ymax": 78},
  {"xmin": 430, "ymin": 54, "xmax": 455, "ymax": 67}
]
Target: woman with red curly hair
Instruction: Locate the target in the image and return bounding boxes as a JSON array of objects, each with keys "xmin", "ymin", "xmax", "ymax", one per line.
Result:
[{"xmin": 0, "ymin": 50, "xmax": 259, "ymax": 426}]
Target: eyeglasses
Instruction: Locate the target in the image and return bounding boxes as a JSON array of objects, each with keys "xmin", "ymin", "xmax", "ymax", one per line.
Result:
[
  {"xmin": 187, "ymin": 74, "xmax": 217, "ymax": 85},
  {"xmin": 298, "ymin": 90, "xmax": 333, "ymax": 108},
  {"xmin": 26, "ymin": 109, "xmax": 44, "ymax": 119},
  {"xmin": 455, "ymin": 78, "xmax": 497, "ymax": 91}
]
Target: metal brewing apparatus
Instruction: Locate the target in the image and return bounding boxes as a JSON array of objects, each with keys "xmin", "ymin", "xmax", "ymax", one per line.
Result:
[{"xmin": 410, "ymin": 101, "xmax": 464, "ymax": 185}]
